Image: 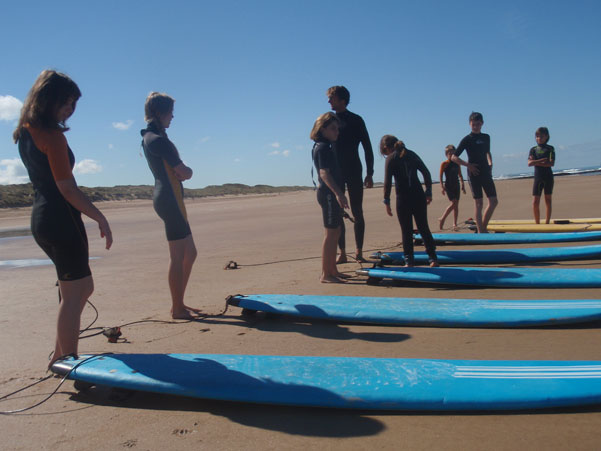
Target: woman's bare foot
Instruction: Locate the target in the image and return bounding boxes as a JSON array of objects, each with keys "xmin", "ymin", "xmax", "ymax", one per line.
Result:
[
  {"xmin": 320, "ymin": 275, "xmax": 346, "ymax": 283},
  {"xmin": 452, "ymin": 224, "xmax": 459, "ymax": 231},
  {"xmin": 403, "ymin": 262, "xmax": 414, "ymax": 268},
  {"xmin": 171, "ymin": 306, "xmax": 202, "ymax": 320},
  {"xmin": 438, "ymin": 217, "xmax": 445, "ymax": 230},
  {"xmin": 429, "ymin": 260, "xmax": 439, "ymax": 267}
]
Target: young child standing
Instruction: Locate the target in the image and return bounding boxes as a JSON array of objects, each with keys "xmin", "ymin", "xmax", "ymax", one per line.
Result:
[
  {"xmin": 451, "ymin": 112, "xmax": 498, "ymax": 233},
  {"xmin": 527, "ymin": 127, "xmax": 555, "ymax": 224},
  {"xmin": 438, "ymin": 144, "xmax": 466, "ymax": 230},
  {"xmin": 311, "ymin": 112, "xmax": 350, "ymax": 283},
  {"xmin": 380, "ymin": 135, "xmax": 438, "ymax": 267}
]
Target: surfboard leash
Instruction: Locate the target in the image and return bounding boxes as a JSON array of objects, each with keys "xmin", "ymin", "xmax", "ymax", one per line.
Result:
[{"xmin": 0, "ymin": 354, "xmax": 109, "ymax": 415}]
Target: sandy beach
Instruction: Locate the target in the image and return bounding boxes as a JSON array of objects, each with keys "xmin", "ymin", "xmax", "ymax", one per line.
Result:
[{"xmin": 1, "ymin": 175, "xmax": 601, "ymax": 450}]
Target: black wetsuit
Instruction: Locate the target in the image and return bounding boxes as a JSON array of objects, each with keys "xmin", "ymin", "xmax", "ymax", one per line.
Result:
[
  {"xmin": 383, "ymin": 148, "xmax": 437, "ymax": 264},
  {"xmin": 455, "ymin": 132, "xmax": 496, "ymax": 199},
  {"xmin": 18, "ymin": 127, "xmax": 91, "ymax": 281},
  {"xmin": 141, "ymin": 122, "xmax": 191, "ymax": 241},
  {"xmin": 529, "ymin": 144, "xmax": 555, "ymax": 196},
  {"xmin": 312, "ymin": 140, "xmax": 344, "ymax": 228},
  {"xmin": 333, "ymin": 110, "xmax": 374, "ymax": 250},
  {"xmin": 440, "ymin": 160, "xmax": 462, "ymax": 201}
]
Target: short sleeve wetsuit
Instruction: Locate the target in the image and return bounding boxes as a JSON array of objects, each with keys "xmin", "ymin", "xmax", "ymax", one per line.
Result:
[
  {"xmin": 439, "ymin": 160, "xmax": 463, "ymax": 201},
  {"xmin": 141, "ymin": 122, "xmax": 191, "ymax": 241},
  {"xmin": 333, "ymin": 110, "xmax": 374, "ymax": 250},
  {"xmin": 529, "ymin": 144, "xmax": 555, "ymax": 196},
  {"xmin": 383, "ymin": 148, "xmax": 437, "ymax": 264},
  {"xmin": 312, "ymin": 140, "xmax": 344, "ymax": 229},
  {"xmin": 455, "ymin": 132, "xmax": 496, "ymax": 199},
  {"xmin": 18, "ymin": 125, "xmax": 91, "ymax": 281}
]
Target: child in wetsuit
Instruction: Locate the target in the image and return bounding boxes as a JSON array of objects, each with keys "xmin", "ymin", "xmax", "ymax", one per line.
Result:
[
  {"xmin": 527, "ymin": 127, "xmax": 555, "ymax": 224},
  {"xmin": 438, "ymin": 145, "xmax": 466, "ymax": 230},
  {"xmin": 311, "ymin": 112, "xmax": 350, "ymax": 283},
  {"xmin": 380, "ymin": 135, "xmax": 438, "ymax": 267}
]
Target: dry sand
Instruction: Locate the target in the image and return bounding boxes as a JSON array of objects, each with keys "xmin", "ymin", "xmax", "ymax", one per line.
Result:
[{"xmin": 1, "ymin": 175, "xmax": 601, "ymax": 450}]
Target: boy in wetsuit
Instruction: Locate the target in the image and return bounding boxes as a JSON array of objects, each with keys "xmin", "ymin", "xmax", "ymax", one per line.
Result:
[
  {"xmin": 326, "ymin": 86, "xmax": 374, "ymax": 263},
  {"xmin": 527, "ymin": 127, "xmax": 555, "ymax": 224},
  {"xmin": 451, "ymin": 112, "xmax": 498, "ymax": 233}
]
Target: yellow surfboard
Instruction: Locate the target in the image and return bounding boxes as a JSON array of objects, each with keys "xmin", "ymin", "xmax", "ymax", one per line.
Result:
[
  {"xmin": 486, "ymin": 224, "xmax": 601, "ymax": 233},
  {"xmin": 488, "ymin": 218, "xmax": 601, "ymax": 225}
]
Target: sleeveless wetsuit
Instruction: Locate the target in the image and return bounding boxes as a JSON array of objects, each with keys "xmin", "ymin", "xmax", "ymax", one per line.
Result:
[
  {"xmin": 18, "ymin": 126, "xmax": 91, "ymax": 281},
  {"xmin": 333, "ymin": 110, "xmax": 374, "ymax": 250},
  {"xmin": 439, "ymin": 160, "xmax": 463, "ymax": 201},
  {"xmin": 383, "ymin": 148, "xmax": 437, "ymax": 265},
  {"xmin": 455, "ymin": 132, "xmax": 496, "ymax": 199},
  {"xmin": 141, "ymin": 122, "xmax": 191, "ymax": 241},
  {"xmin": 312, "ymin": 140, "xmax": 343, "ymax": 229},
  {"xmin": 529, "ymin": 144, "xmax": 555, "ymax": 196}
]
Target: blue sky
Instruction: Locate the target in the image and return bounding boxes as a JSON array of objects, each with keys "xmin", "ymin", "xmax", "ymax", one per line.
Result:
[{"xmin": 1, "ymin": 0, "xmax": 600, "ymax": 188}]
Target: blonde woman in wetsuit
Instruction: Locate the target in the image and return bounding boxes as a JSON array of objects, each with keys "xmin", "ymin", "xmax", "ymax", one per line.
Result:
[
  {"xmin": 141, "ymin": 92, "xmax": 200, "ymax": 319},
  {"xmin": 14, "ymin": 70, "xmax": 113, "ymax": 368}
]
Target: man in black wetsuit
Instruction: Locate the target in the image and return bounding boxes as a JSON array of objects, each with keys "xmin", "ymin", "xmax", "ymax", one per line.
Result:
[{"xmin": 326, "ymin": 86, "xmax": 374, "ymax": 263}]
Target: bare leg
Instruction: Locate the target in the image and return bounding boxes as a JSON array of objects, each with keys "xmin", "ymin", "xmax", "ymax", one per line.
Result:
[
  {"xmin": 439, "ymin": 199, "xmax": 459, "ymax": 230},
  {"xmin": 474, "ymin": 198, "xmax": 485, "ymax": 233},
  {"xmin": 533, "ymin": 196, "xmax": 541, "ymax": 224},
  {"xmin": 481, "ymin": 196, "xmax": 498, "ymax": 232},
  {"xmin": 544, "ymin": 194, "xmax": 552, "ymax": 224},
  {"xmin": 322, "ymin": 227, "xmax": 344, "ymax": 283},
  {"xmin": 452, "ymin": 200, "xmax": 459, "ymax": 229},
  {"xmin": 50, "ymin": 276, "xmax": 94, "ymax": 368},
  {"xmin": 168, "ymin": 234, "xmax": 198, "ymax": 319}
]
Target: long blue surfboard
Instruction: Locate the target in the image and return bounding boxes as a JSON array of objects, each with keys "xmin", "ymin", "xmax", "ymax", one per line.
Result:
[
  {"xmin": 228, "ymin": 294, "xmax": 601, "ymax": 327},
  {"xmin": 51, "ymin": 354, "xmax": 601, "ymax": 411},
  {"xmin": 358, "ymin": 267, "xmax": 601, "ymax": 288},
  {"xmin": 417, "ymin": 231, "xmax": 601, "ymax": 245},
  {"xmin": 371, "ymin": 244, "xmax": 601, "ymax": 265}
]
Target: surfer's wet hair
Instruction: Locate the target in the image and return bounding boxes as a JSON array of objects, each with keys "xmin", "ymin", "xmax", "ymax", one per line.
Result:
[
  {"xmin": 144, "ymin": 92, "xmax": 175, "ymax": 123},
  {"xmin": 535, "ymin": 127, "xmax": 550, "ymax": 142},
  {"xmin": 310, "ymin": 112, "xmax": 339, "ymax": 141},
  {"xmin": 379, "ymin": 135, "xmax": 406, "ymax": 157},
  {"xmin": 326, "ymin": 86, "xmax": 350, "ymax": 106},
  {"xmin": 13, "ymin": 69, "xmax": 81, "ymax": 143},
  {"xmin": 469, "ymin": 112, "xmax": 483, "ymax": 123}
]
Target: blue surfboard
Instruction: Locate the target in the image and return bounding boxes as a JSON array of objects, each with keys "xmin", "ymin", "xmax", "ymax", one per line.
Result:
[
  {"xmin": 228, "ymin": 294, "xmax": 601, "ymax": 327},
  {"xmin": 371, "ymin": 244, "xmax": 601, "ymax": 265},
  {"xmin": 358, "ymin": 266, "xmax": 601, "ymax": 288},
  {"xmin": 51, "ymin": 354, "xmax": 601, "ymax": 411},
  {"xmin": 417, "ymin": 231, "xmax": 601, "ymax": 245}
]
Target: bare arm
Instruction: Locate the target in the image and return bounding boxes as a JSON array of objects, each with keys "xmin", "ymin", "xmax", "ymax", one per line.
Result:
[
  {"xmin": 319, "ymin": 169, "xmax": 349, "ymax": 209},
  {"xmin": 56, "ymin": 178, "xmax": 113, "ymax": 249},
  {"xmin": 452, "ymin": 154, "xmax": 479, "ymax": 176},
  {"xmin": 173, "ymin": 162, "xmax": 193, "ymax": 181}
]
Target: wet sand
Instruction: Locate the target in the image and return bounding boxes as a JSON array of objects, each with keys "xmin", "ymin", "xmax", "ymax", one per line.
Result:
[{"xmin": 1, "ymin": 175, "xmax": 601, "ymax": 450}]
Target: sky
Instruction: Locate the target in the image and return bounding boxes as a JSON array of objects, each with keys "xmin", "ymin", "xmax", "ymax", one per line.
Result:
[{"xmin": 1, "ymin": 0, "xmax": 600, "ymax": 188}]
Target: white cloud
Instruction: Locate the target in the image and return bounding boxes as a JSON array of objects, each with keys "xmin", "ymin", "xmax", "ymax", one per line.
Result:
[
  {"xmin": 0, "ymin": 158, "xmax": 29, "ymax": 184},
  {"xmin": 269, "ymin": 149, "xmax": 291, "ymax": 157},
  {"xmin": 501, "ymin": 152, "xmax": 525, "ymax": 160},
  {"xmin": 234, "ymin": 158, "xmax": 241, "ymax": 163},
  {"xmin": 112, "ymin": 120, "xmax": 134, "ymax": 130},
  {"xmin": 0, "ymin": 95, "xmax": 22, "ymax": 122},
  {"xmin": 200, "ymin": 136, "xmax": 211, "ymax": 143},
  {"xmin": 74, "ymin": 159, "xmax": 102, "ymax": 174},
  {"xmin": 270, "ymin": 142, "xmax": 281, "ymax": 148},
  {"xmin": 108, "ymin": 144, "xmax": 114, "ymax": 150}
]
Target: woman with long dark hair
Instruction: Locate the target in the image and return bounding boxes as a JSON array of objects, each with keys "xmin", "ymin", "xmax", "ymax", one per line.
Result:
[{"xmin": 14, "ymin": 70, "xmax": 113, "ymax": 367}]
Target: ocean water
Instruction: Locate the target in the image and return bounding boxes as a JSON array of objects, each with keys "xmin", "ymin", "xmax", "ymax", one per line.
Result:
[{"xmin": 494, "ymin": 165, "xmax": 601, "ymax": 181}]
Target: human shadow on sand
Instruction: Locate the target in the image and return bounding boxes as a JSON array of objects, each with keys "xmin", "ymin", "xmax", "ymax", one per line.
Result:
[{"xmin": 68, "ymin": 353, "xmax": 386, "ymax": 437}]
